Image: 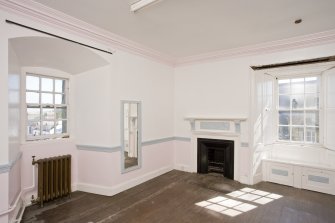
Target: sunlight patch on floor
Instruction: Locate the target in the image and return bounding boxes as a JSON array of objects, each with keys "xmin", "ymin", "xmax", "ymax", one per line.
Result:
[{"xmin": 195, "ymin": 187, "xmax": 283, "ymax": 217}]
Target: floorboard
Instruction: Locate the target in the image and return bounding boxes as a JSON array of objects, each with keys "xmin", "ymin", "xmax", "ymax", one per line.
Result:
[{"xmin": 21, "ymin": 170, "xmax": 335, "ymax": 223}]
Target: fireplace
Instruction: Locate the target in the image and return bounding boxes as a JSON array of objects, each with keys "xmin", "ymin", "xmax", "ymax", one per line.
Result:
[{"xmin": 197, "ymin": 138, "xmax": 234, "ymax": 179}]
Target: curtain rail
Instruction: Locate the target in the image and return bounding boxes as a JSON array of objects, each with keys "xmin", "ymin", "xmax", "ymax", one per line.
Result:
[
  {"xmin": 251, "ymin": 56, "xmax": 335, "ymax": 70},
  {"xmin": 5, "ymin": 19, "xmax": 113, "ymax": 55}
]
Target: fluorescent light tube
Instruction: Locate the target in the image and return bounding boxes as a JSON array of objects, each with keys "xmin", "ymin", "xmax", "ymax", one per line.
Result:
[{"xmin": 130, "ymin": 0, "xmax": 160, "ymax": 12}]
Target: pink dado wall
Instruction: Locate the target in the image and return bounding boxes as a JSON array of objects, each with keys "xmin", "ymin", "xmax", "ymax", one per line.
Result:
[
  {"xmin": 174, "ymin": 140, "xmax": 192, "ymax": 172},
  {"xmin": 77, "ymin": 141, "xmax": 174, "ymax": 196},
  {"xmin": 8, "ymin": 158, "xmax": 21, "ymax": 221},
  {"xmin": 8, "ymin": 157, "xmax": 21, "ymax": 204}
]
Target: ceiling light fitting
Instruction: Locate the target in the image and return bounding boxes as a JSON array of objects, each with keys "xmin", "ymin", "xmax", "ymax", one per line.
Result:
[
  {"xmin": 294, "ymin": 19, "xmax": 302, "ymax": 24},
  {"xmin": 130, "ymin": 0, "xmax": 160, "ymax": 12}
]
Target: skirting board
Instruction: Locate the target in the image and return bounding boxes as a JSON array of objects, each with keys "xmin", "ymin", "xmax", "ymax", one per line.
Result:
[
  {"xmin": 253, "ymin": 173, "xmax": 263, "ymax": 185},
  {"xmin": 239, "ymin": 175, "xmax": 252, "ymax": 185},
  {"xmin": 9, "ymin": 200, "xmax": 24, "ymax": 223},
  {"xmin": 174, "ymin": 164, "xmax": 192, "ymax": 173},
  {"xmin": 76, "ymin": 165, "xmax": 174, "ymax": 196}
]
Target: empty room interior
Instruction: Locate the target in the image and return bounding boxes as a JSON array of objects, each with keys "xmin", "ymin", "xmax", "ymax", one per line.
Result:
[{"xmin": 1, "ymin": 0, "xmax": 335, "ymax": 222}]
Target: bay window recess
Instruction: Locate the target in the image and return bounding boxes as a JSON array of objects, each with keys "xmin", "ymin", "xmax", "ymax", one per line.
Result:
[
  {"xmin": 277, "ymin": 76, "xmax": 320, "ymax": 144},
  {"xmin": 25, "ymin": 73, "xmax": 69, "ymax": 140}
]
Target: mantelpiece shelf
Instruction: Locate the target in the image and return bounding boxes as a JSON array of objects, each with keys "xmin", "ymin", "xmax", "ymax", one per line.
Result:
[{"xmin": 185, "ymin": 117, "xmax": 247, "ymax": 122}]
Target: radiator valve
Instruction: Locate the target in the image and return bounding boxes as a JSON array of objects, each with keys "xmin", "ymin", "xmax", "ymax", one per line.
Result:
[
  {"xmin": 31, "ymin": 195, "xmax": 36, "ymax": 204},
  {"xmin": 31, "ymin": 195, "xmax": 40, "ymax": 204},
  {"xmin": 32, "ymin": 156, "xmax": 36, "ymax": 165}
]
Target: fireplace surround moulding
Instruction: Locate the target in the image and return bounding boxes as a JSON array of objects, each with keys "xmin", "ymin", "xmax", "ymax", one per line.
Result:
[{"xmin": 186, "ymin": 116, "xmax": 246, "ymax": 183}]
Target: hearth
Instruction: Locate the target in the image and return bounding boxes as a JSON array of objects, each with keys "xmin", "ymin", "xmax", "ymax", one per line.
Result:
[{"xmin": 197, "ymin": 138, "xmax": 234, "ymax": 179}]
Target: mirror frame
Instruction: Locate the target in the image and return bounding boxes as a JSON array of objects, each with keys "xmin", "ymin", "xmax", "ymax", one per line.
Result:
[{"xmin": 120, "ymin": 100, "xmax": 142, "ymax": 173}]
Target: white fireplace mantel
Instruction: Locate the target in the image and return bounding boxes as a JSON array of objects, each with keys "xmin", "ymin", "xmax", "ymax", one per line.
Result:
[
  {"xmin": 184, "ymin": 116, "xmax": 247, "ymax": 135},
  {"xmin": 185, "ymin": 116, "xmax": 250, "ymax": 184}
]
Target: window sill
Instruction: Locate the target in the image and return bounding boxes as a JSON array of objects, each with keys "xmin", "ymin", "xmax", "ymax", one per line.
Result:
[
  {"xmin": 21, "ymin": 137, "xmax": 74, "ymax": 146},
  {"xmin": 271, "ymin": 141, "xmax": 324, "ymax": 148}
]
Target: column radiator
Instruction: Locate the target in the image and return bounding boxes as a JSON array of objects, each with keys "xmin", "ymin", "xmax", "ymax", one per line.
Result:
[{"xmin": 32, "ymin": 155, "xmax": 71, "ymax": 207}]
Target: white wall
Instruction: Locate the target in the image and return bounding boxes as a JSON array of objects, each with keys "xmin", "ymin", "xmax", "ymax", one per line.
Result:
[
  {"xmin": 0, "ymin": 11, "xmax": 9, "ymax": 166},
  {"xmin": 174, "ymin": 42, "xmax": 335, "ymax": 184},
  {"xmin": 174, "ymin": 58, "xmax": 251, "ymax": 137},
  {"xmin": 0, "ymin": 10, "xmax": 11, "ymax": 223},
  {"xmin": 7, "ymin": 40, "xmax": 22, "ymax": 223},
  {"xmin": 75, "ymin": 50, "xmax": 174, "ymax": 147},
  {"xmin": 8, "ymin": 42, "xmax": 21, "ymax": 162},
  {"xmin": 75, "ymin": 49, "xmax": 175, "ymax": 191},
  {"xmin": 114, "ymin": 50, "xmax": 174, "ymax": 142},
  {"xmin": 74, "ymin": 65, "xmax": 115, "ymax": 147}
]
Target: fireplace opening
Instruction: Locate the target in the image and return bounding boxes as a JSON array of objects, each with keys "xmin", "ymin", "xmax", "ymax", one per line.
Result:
[{"xmin": 197, "ymin": 138, "xmax": 234, "ymax": 179}]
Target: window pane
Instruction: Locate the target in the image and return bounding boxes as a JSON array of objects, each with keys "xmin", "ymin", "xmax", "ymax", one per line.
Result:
[
  {"xmin": 279, "ymin": 126, "xmax": 290, "ymax": 140},
  {"xmin": 292, "ymin": 111, "xmax": 304, "ymax": 125},
  {"xmin": 55, "ymin": 94, "xmax": 66, "ymax": 105},
  {"xmin": 42, "ymin": 108, "xmax": 54, "ymax": 120},
  {"xmin": 41, "ymin": 93, "xmax": 53, "ymax": 104},
  {"xmin": 306, "ymin": 127, "xmax": 319, "ymax": 143},
  {"xmin": 27, "ymin": 122, "xmax": 40, "ymax": 136},
  {"xmin": 278, "ymin": 79, "xmax": 290, "ymax": 94},
  {"xmin": 55, "ymin": 120, "xmax": 67, "ymax": 134},
  {"xmin": 306, "ymin": 111, "xmax": 319, "ymax": 126},
  {"xmin": 56, "ymin": 107, "xmax": 67, "ymax": 119},
  {"xmin": 27, "ymin": 108, "xmax": 40, "ymax": 122},
  {"xmin": 41, "ymin": 78, "xmax": 53, "ymax": 92},
  {"xmin": 26, "ymin": 76, "xmax": 39, "ymax": 91},
  {"xmin": 291, "ymin": 78, "xmax": 304, "ymax": 94},
  {"xmin": 305, "ymin": 77, "xmax": 319, "ymax": 93},
  {"xmin": 26, "ymin": 92, "xmax": 39, "ymax": 104},
  {"xmin": 279, "ymin": 95, "xmax": 290, "ymax": 109},
  {"xmin": 277, "ymin": 76, "xmax": 320, "ymax": 144},
  {"xmin": 292, "ymin": 127, "xmax": 304, "ymax": 141},
  {"xmin": 291, "ymin": 95, "xmax": 304, "ymax": 109},
  {"xmin": 42, "ymin": 121, "xmax": 55, "ymax": 135},
  {"xmin": 55, "ymin": 79, "xmax": 65, "ymax": 93},
  {"xmin": 279, "ymin": 111, "xmax": 290, "ymax": 125},
  {"xmin": 305, "ymin": 94, "xmax": 319, "ymax": 109}
]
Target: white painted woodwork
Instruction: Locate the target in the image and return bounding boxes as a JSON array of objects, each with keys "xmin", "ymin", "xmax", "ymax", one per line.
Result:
[
  {"xmin": 324, "ymin": 68, "xmax": 335, "ymax": 151},
  {"xmin": 302, "ymin": 167, "xmax": 335, "ymax": 195},
  {"xmin": 263, "ymin": 159, "xmax": 335, "ymax": 195},
  {"xmin": 265, "ymin": 161, "xmax": 294, "ymax": 186},
  {"xmin": 293, "ymin": 166, "xmax": 302, "ymax": 188}
]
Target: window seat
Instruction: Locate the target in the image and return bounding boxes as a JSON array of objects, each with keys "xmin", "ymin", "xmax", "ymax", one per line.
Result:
[
  {"xmin": 263, "ymin": 157, "xmax": 335, "ymax": 172},
  {"xmin": 262, "ymin": 156, "xmax": 335, "ymax": 195}
]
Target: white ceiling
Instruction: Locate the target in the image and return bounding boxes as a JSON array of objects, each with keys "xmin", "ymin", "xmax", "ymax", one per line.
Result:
[
  {"xmin": 10, "ymin": 37, "xmax": 109, "ymax": 74},
  {"xmin": 34, "ymin": 0, "xmax": 335, "ymax": 58}
]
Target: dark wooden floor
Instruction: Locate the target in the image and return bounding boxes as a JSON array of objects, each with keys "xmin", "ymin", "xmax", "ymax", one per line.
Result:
[{"xmin": 22, "ymin": 170, "xmax": 335, "ymax": 223}]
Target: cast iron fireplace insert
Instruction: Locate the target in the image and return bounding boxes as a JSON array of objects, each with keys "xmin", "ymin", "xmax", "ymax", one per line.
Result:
[{"xmin": 197, "ymin": 138, "xmax": 234, "ymax": 180}]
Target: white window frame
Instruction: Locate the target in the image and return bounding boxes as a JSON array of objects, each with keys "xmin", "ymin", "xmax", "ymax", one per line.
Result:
[
  {"xmin": 251, "ymin": 61, "xmax": 335, "ymax": 151},
  {"xmin": 23, "ymin": 69, "xmax": 70, "ymax": 141},
  {"xmin": 275, "ymin": 73, "xmax": 322, "ymax": 145},
  {"xmin": 273, "ymin": 70, "xmax": 324, "ymax": 147}
]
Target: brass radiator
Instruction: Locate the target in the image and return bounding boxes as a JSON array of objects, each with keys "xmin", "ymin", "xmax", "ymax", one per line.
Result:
[{"xmin": 32, "ymin": 155, "xmax": 71, "ymax": 207}]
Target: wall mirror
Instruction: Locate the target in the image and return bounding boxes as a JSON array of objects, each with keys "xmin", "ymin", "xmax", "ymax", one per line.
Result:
[{"xmin": 121, "ymin": 100, "xmax": 142, "ymax": 173}]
